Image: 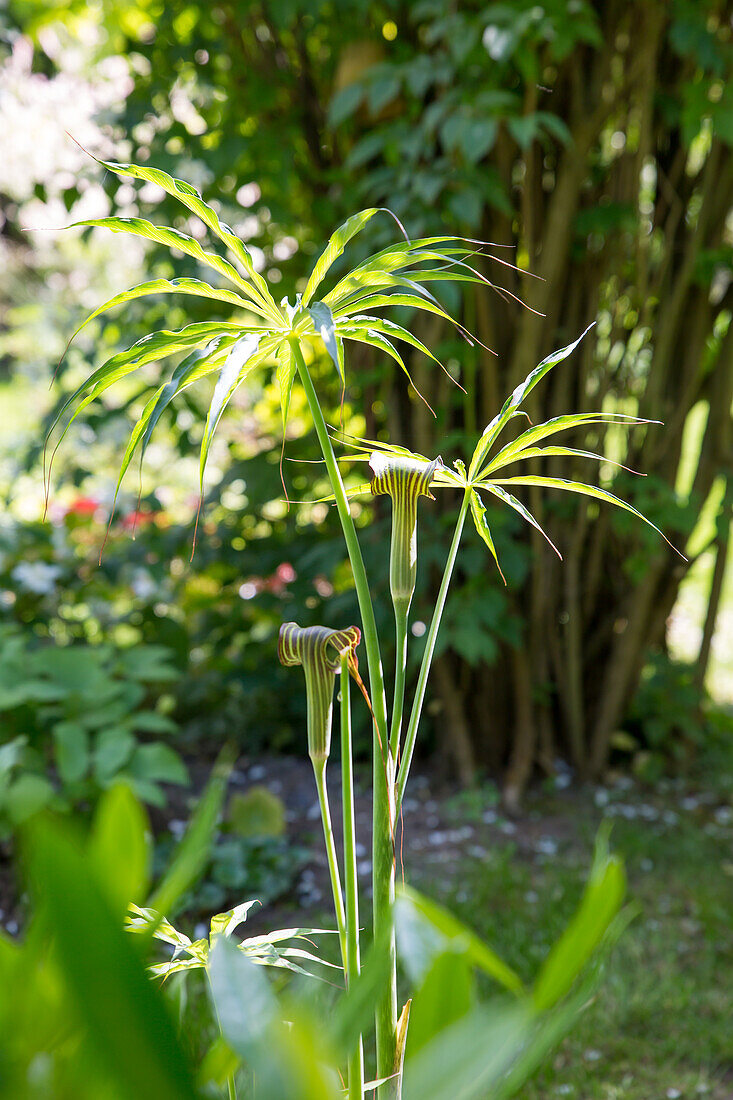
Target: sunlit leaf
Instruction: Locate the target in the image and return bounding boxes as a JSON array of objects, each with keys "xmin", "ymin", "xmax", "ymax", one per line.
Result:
[
  {"xmin": 84, "ymin": 153, "xmax": 278, "ymax": 313},
  {"xmin": 308, "ymin": 301, "xmax": 344, "ymax": 383},
  {"xmin": 71, "ymin": 216, "xmax": 275, "ymax": 316},
  {"xmin": 469, "ymin": 325, "xmax": 595, "ymax": 478},
  {"xmin": 469, "ymin": 489, "xmax": 506, "ymax": 582},
  {"xmin": 199, "ymin": 332, "xmax": 270, "ymax": 491},
  {"xmin": 481, "ymin": 411, "xmax": 655, "ymax": 475},
  {"xmin": 488, "ymin": 475, "xmax": 683, "ymax": 555},
  {"xmin": 481, "ymin": 483, "xmax": 561, "ymax": 558},
  {"xmin": 62, "ymin": 277, "xmax": 258, "ymax": 356}
]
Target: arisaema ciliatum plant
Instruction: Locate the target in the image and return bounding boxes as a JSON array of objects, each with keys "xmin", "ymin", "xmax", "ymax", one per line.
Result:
[{"xmin": 48, "ymin": 150, "xmax": 680, "ymax": 1100}]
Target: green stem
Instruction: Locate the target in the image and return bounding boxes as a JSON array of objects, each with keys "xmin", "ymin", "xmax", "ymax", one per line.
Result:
[
  {"xmin": 389, "ymin": 608, "xmax": 408, "ymax": 760},
  {"xmin": 291, "ymin": 341, "xmax": 397, "ymax": 1090},
  {"xmin": 395, "ymin": 492, "xmax": 470, "ymax": 816},
  {"xmin": 312, "ymin": 757, "xmax": 348, "ymax": 971},
  {"xmin": 341, "ymin": 655, "xmax": 364, "ymax": 1100}
]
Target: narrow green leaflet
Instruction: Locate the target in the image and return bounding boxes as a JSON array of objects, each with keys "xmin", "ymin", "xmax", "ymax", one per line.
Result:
[
  {"xmin": 336, "ymin": 324, "xmax": 428, "ymax": 407},
  {"xmin": 489, "ymin": 475, "xmax": 683, "ymax": 554},
  {"xmin": 469, "ymin": 489, "xmax": 506, "ymax": 583},
  {"xmin": 342, "ymin": 314, "xmax": 444, "ymax": 368},
  {"xmin": 62, "ymin": 277, "xmax": 258, "ymax": 356},
  {"xmin": 199, "ymin": 332, "xmax": 272, "ymax": 489},
  {"xmin": 307, "ymin": 301, "xmax": 344, "ymax": 383},
  {"xmin": 88, "ymin": 154, "xmax": 277, "ymax": 313},
  {"xmin": 49, "ymin": 323, "xmax": 247, "ymax": 458},
  {"xmin": 469, "ymin": 324, "xmax": 595, "ymax": 478},
  {"xmin": 276, "ymin": 340, "xmax": 297, "ymax": 438},
  {"xmin": 301, "ymin": 208, "xmax": 381, "ymax": 307},
  {"xmin": 481, "ymin": 411, "xmax": 655, "ymax": 476},
  {"xmin": 489, "ymin": 445, "xmax": 640, "ymax": 472},
  {"xmin": 481, "ymin": 483, "xmax": 562, "ymax": 558},
  {"xmin": 72, "ymin": 216, "xmax": 273, "ymax": 316}
]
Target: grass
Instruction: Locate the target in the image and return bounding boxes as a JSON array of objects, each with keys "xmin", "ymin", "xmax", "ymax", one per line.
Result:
[{"xmin": 431, "ymin": 776, "xmax": 733, "ymax": 1099}]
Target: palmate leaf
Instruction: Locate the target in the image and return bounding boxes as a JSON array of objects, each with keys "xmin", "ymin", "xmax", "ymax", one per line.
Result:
[
  {"xmin": 82, "ymin": 151, "xmax": 277, "ymax": 313},
  {"xmin": 487, "ymin": 475, "xmax": 684, "ymax": 555},
  {"xmin": 469, "ymin": 324, "xmax": 596, "ymax": 479}
]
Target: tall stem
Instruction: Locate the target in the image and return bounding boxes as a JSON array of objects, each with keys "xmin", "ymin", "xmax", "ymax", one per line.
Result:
[
  {"xmin": 312, "ymin": 757, "xmax": 347, "ymax": 971},
  {"xmin": 395, "ymin": 492, "xmax": 470, "ymax": 816},
  {"xmin": 389, "ymin": 609, "xmax": 408, "ymax": 759},
  {"xmin": 291, "ymin": 341, "xmax": 397, "ymax": 1091},
  {"xmin": 341, "ymin": 656, "xmax": 364, "ymax": 1100}
]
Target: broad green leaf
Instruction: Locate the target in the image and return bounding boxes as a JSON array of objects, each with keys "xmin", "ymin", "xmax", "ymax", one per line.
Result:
[
  {"xmin": 403, "ymin": 1004, "xmax": 531, "ymax": 1100},
  {"xmin": 63, "ymin": 277, "xmax": 258, "ymax": 355},
  {"xmin": 469, "ymin": 324, "xmax": 595, "ymax": 478},
  {"xmin": 209, "ymin": 938, "xmax": 340, "ymax": 1100},
  {"xmin": 88, "ymin": 784, "xmax": 151, "ymax": 915},
  {"xmin": 5, "ymin": 774, "xmax": 55, "ymax": 824},
  {"xmin": 488, "ymin": 475, "xmax": 682, "ymax": 554},
  {"xmin": 395, "ymin": 886, "xmax": 524, "ymax": 996},
  {"xmin": 308, "ymin": 301, "xmax": 344, "ymax": 382},
  {"xmin": 93, "ymin": 726, "xmax": 136, "ymax": 781},
  {"xmin": 128, "ymin": 742, "xmax": 188, "ymax": 786},
  {"xmin": 148, "ymin": 750, "xmax": 231, "ymax": 918},
  {"xmin": 301, "ymin": 208, "xmax": 380, "ymax": 307},
  {"xmin": 52, "ymin": 721, "xmax": 89, "ymax": 784},
  {"xmin": 26, "ymin": 820, "xmax": 199, "ymax": 1100},
  {"xmin": 407, "ymin": 950, "xmax": 475, "ymax": 1058},
  {"xmin": 81, "ymin": 154, "xmax": 278, "ymax": 313},
  {"xmin": 533, "ymin": 833, "xmax": 626, "ymax": 1012},
  {"xmin": 469, "ymin": 489, "xmax": 505, "ymax": 582},
  {"xmin": 481, "ymin": 483, "xmax": 561, "ymax": 558},
  {"xmin": 71, "ymin": 216, "xmax": 274, "ymax": 315},
  {"xmin": 481, "ymin": 411, "xmax": 655, "ymax": 475}
]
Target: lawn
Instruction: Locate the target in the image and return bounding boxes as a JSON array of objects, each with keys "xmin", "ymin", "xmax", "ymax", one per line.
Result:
[{"xmin": 433, "ymin": 777, "xmax": 733, "ymax": 1099}]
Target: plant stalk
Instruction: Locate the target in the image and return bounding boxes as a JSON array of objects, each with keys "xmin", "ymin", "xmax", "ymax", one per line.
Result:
[
  {"xmin": 312, "ymin": 757, "xmax": 348, "ymax": 971},
  {"xmin": 341, "ymin": 655, "xmax": 364, "ymax": 1100},
  {"xmin": 389, "ymin": 608, "xmax": 408, "ymax": 760},
  {"xmin": 395, "ymin": 492, "xmax": 471, "ymax": 816},
  {"xmin": 291, "ymin": 341, "xmax": 397, "ymax": 1093}
]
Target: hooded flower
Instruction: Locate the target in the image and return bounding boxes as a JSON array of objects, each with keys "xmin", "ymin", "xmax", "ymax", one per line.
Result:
[
  {"xmin": 369, "ymin": 452, "xmax": 444, "ymax": 614},
  {"xmin": 278, "ymin": 622, "xmax": 361, "ymax": 763}
]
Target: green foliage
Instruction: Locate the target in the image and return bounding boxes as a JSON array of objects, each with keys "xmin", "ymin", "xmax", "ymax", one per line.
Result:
[
  {"xmin": 0, "ymin": 624, "xmax": 186, "ymax": 831},
  {"xmin": 623, "ymin": 651, "xmax": 733, "ymax": 779},
  {"xmin": 1, "ymin": 780, "xmax": 630, "ymax": 1100}
]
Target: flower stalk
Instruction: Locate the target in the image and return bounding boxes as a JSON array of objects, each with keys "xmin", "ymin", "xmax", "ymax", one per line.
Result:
[
  {"xmin": 340, "ymin": 654, "xmax": 364, "ymax": 1100},
  {"xmin": 289, "ymin": 341, "xmax": 398, "ymax": 1090}
]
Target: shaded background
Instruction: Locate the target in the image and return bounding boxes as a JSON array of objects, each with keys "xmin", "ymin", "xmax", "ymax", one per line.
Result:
[{"xmin": 1, "ymin": 0, "xmax": 731, "ymax": 820}]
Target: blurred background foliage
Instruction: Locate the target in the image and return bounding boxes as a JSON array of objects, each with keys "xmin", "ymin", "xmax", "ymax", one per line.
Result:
[{"xmin": 0, "ymin": 0, "xmax": 731, "ymax": 814}]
